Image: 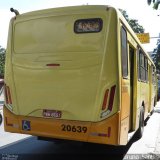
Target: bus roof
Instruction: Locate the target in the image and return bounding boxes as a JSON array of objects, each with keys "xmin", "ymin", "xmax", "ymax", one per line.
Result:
[{"xmin": 18, "ymin": 5, "xmax": 112, "ymax": 17}]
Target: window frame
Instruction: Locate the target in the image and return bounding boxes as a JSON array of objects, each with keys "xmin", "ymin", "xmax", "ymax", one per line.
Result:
[
  {"xmin": 138, "ymin": 47, "xmax": 149, "ymax": 83},
  {"xmin": 121, "ymin": 26, "xmax": 128, "ymax": 78}
]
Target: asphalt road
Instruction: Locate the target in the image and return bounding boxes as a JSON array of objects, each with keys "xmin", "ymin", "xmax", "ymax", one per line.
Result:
[{"xmin": 0, "ymin": 135, "xmax": 138, "ymax": 160}]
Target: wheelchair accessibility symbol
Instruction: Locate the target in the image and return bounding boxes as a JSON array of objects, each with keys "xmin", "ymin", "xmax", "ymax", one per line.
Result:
[{"xmin": 22, "ymin": 120, "xmax": 31, "ymax": 131}]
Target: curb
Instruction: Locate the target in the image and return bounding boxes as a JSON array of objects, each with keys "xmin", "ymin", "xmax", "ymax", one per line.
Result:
[
  {"xmin": 154, "ymin": 121, "xmax": 160, "ymax": 154},
  {"xmin": 153, "ymin": 107, "xmax": 160, "ymax": 158}
]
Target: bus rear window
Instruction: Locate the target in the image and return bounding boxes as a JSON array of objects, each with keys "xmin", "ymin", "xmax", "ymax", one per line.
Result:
[
  {"xmin": 74, "ymin": 18, "xmax": 103, "ymax": 33},
  {"xmin": 13, "ymin": 16, "xmax": 104, "ymax": 54}
]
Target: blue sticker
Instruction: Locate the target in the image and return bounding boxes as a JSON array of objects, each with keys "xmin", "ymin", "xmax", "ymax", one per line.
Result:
[{"xmin": 22, "ymin": 120, "xmax": 31, "ymax": 131}]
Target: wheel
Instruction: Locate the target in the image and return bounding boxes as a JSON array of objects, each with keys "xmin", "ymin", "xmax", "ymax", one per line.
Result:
[
  {"xmin": 150, "ymin": 109, "xmax": 154, "ymax": 116},
  {"xmin": 136, "ymin": 107, "xmax": 144, "ymax": 139},
  {"xmin": 0, "ymin": 113, "xmax": 2, "ymax": 125}
]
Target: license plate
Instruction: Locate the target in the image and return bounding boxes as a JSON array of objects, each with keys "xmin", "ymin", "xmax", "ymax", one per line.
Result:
[{"xmin": 43, "ymin": 109, "xmax": 61, "ymax": 118}]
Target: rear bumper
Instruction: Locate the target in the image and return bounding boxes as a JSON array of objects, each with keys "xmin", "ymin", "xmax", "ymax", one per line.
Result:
[{"xmin": 3, "ymin": 106, "xmax": 120, "ymax": 145}]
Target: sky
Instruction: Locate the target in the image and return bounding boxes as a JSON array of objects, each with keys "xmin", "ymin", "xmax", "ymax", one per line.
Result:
[{"xmin": 0, "ymin": 0, "xmax": 160, "ymax": 52}]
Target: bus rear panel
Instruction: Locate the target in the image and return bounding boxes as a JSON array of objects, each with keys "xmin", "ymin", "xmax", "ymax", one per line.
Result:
[{"xmin": 4, "ymin": 6, "xmax": 125, "ymax": 145}]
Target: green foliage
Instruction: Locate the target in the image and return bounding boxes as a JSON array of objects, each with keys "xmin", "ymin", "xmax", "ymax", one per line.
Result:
[
  {"xmin": 147, "ymin": 0, "xmax": 152, "ymax": 5},
  {"xmin": 119, "ymin": 9, "xmax": 145, "ymax": 33},
  {"xmin": 152, "ymin": 39, "xmax": 160, "ymax": 73},
  {"xmin": 128, "ymin": 19, "xmax": 144, "ymax": 33},
  {"xmin": 147, "ymin": 0, "xmax": 160, "ymax": 9},
  {"xmin": 119, "ymin": 9, "xmax": 129, "ymax": 22},
  {"xmin": 0, "ymin": 46, "xmax": 5, "ymax": 54},
  {"xmin": 0, "ymin": 46, "xmax": 6, "ymax": 77},
  {"xmin": 153, "ymin": 1, "xmax": 160, "ymax": 9}
]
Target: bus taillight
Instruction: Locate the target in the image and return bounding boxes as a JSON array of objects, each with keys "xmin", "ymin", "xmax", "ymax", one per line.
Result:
[
  {"xmin": 108, "ymin": 85, "xmax": 116, "ymax": 111},
  {"xmin": 102, "ymin": 85, "xmax": 116, "ymax": 111},
  {"xmin": 102, "ymin": 89, "xmax": 109, "ymax": 110},
  {"xmin": 4, "ymin": 85, "xmax": 12, "ymax": 105}
]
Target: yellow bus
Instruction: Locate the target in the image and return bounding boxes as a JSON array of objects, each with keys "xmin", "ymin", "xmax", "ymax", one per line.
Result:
[{"xmin": 4, "ymin": 5, "xmax": 157, "ymax": 145}]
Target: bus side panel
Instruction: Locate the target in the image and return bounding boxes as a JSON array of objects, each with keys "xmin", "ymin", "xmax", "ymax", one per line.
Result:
[
  {"xmin": 119, "ymin": 117, "xmax": 130, "ymax": 145},
  {"xmin": 119, "ymin": 79, "xmax": 130, "ymax": 145},
  {"xmin": 121, "ymin": 80, "xmax": 130, "ymax": 120}
]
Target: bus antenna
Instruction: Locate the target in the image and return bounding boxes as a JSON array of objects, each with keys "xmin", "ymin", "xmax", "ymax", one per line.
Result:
[{"xmin": 10, "ymin": 8, "xmax": 20, "ymax": 16}]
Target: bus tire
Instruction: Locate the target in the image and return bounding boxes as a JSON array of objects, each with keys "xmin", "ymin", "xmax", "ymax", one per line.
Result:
[
  {"xmin": 154, "ymin": 98, "xmax": 156, "ymax": 107},
  {"xmin": 150, "ymin": 109, "xmax": 154, "ymax": 116},
  {"xmin": 0, "ymin": 113, "xmax": 2, "ymax": 125},
  {"xmin": 136, "ymin": 107, "xmax": 144, "ymax": 139}
]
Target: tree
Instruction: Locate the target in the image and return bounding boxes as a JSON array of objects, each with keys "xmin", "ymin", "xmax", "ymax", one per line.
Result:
[
  {"xmin": 152, "ymin": 39, "xmax": 160, "ymax": 73},
  {"xmin": 147, "ymin": 0, "xmax": 160, "ymax": 9},
  {"xmin": 119, "ymin": 9, "xmax": 129, "ymax": 22},
  {"xmin": 128, "ymin": 19, "xmax": 144, "ymax": 33},
  {"xmin": 0, "ymin": 46, "xmax": 6, "ymax": 77},
  {"xmin": 0, "ymin": 46, "xmax": 5, "ymax": 54},
  {"xmin": 119, "ymin": 9, "xmax": 145, "ymax": 33}
]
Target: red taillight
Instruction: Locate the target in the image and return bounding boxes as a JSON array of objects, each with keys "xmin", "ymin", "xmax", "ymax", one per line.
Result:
[
  {"xmin": 4, "ymin": 84, "xmax": 8, "ymax": 104},
  {"xmin": 102, "ymin": 85, "xmax": 116, "ymax": 111},
  {"xmin": 102, "ymin": 89, "xmax": 109, "ymax": 110},
  {"xmin": 4, "ymin": 84, "xmax": 12, "ymax": 105},
  {"xmin": 108, "ymin": 85, "xmax": 116, "ymax": 111}
]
